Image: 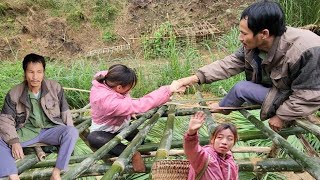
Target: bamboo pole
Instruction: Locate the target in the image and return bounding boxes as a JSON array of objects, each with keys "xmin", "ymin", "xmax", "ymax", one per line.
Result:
[
  {"xmin": 75, "ymin": 118, "xmax": 91, "ymax": 134},
  {"xmin": 20, "ymin": 163, "xmax": 154, "ymax": 180},
  {"xmin": 194, "ymin": 86, "xmax": 217, "ymax": 135},
  {"xmin": 238, "ymin": 158, "xmax": 304, "ymax": 172},
  {"xmin": 295, "ymin": 119, "xmax": 320, "ymax": 140},
  {"xmin": 34, "ymin": 146, "xmax": 46, "ymax": 161},
  {"xmin": 16, "ymin": 154, "xmax": 39, "ymax": 174},
  {"xmin": 240, "ymin": 109, "xmax": 320, "ymax": 179},
  {"xmin": 32, "ymin": 154, "xmax": 92, "ymax": 168},
  {"xmin": 62, "ymin": 108, "xmax": 159, "ymax": 180},
  {"xmin": 219, "ymin": 87, "xmax": 320, "ymax": 178},
  {"xmin": 151, "ymin": 105, "xmax": 176, "ymax": 179},
  {"xmin": 101, "ymin": 106, "xmax": 167, "ymax": 180},
  {"xmin": 18, "ymin": 158, "xmax": 305, "ymax": 179},
  {"xmin": 138, "ymin": 126, "xmax": 309, "ymax": 152},
  {"xmin": 73, "ymin": 116, "xmax": 91, "ymax": 125},
  {"xmin": 154, "ymin": 105, "xmax": 176, "ymax": 160},
  {"xmin": 146, "ymin": 147, "xmax": 272, "ymax": 156}
]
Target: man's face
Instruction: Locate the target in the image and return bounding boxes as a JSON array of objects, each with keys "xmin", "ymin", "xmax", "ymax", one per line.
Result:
[
  {"xmin": 25, "ymin": 62, "xmax": 44, "ymax": 90},
  {"xmin": 239, "ymin": 18, "xmax": 264, "ymax": 50}
]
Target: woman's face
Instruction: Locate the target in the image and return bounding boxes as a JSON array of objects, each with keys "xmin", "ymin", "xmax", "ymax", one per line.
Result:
[
  {"xmin": 114, "ymin": 84, "xmax": 132, "ymax": 95},
  {"xmin": 210, "ymin": 128, "xmax": 235, "ymax": 155}
]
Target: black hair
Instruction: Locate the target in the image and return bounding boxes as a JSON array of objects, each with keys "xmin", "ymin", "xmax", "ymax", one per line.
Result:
[
  {"xmin": 96, "ymin": 64, "xmax": 137, "ymax": 89},
  {"xmin": 22, "ymin": 53, "xmax": 46, "ymax": 72},
  {"xmin": 211, "ymin": 123, "xmax": 238, "ymax": 144},
  {"xmin": 240, "ymin": 0, "xmax": 286, "ymax": 36}
]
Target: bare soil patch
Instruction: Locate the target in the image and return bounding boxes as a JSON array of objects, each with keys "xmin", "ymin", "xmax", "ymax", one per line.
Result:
[{"xmin": 0, "ymin": 0, "xmax": 253, "ymax": 60}]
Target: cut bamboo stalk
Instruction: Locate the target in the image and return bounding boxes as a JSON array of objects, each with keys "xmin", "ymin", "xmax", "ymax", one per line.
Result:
[
  {"xmin": 154, "ymin": 105, "xmax": 176, "ymax": 160},
  {"xmin": 240, "ymin": 109, "xmax": 320, "ymax": 179},
  {"xmin": 16, "ymin": 154, "xmax": 39, "ymax": 174},
  {"xmin": 138, "ymin": 126, "xmax": 309, "ymax": 152},
  {"xmin": 34, "ymin": 146, "xmax": 46, "ymax": 161},
  {"xmin": 73, "ymin": 116, "xmax": 91, "ymax": 125},
  {"xmin": 219, "ymin": 86, "xmax": 320, "ymax": 179},
  {"xmin": 194, "ymin": 86, "xmax": 216, "ymax": 135},
  {"xmin": 238, "ymin": 158, "xmax": 304, "ymax": 172},
  {"xmin": 151, "ymin": 104, "xmax": 176, "ymax": 180},
  {"xmin": 165, "ymin": 102, "xmax": 260, "ymax": 111},
  {"xmin": 32, "ymin": 154, "xmax": 91, "ymax": 168},
  {"xmin": 62, "ymin": 108, "xmax": 159, "ymax": 180},
  {"xmin": 296, "ymin": 134, "xmax": 319, "ymax": 157},
  {"xmin": 295, "ymin": 119, "xmax": 320, "ymax": 140},
  {"xmin": 101, "ymin": 106, "xmax": 167, "ymax": 180},
  {"xmin": 21, "ymin": 163, "xmax": 154, "ymax": 180},
  {"xmin": 70, "ymin": 109, "xmax": 91, "ymax": 114},
  {"xmin": 75, "ymin": 118, "xmax": 91, "ymax": 134},
  {"xmin": 19, "ymin": 158, "xmax": 305, "ymax": 179}
]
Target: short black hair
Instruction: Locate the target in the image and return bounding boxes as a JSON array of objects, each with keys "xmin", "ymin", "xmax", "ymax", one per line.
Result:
[
  {"xmin": 240, "ymin": 0, "xmax": 286, "ymax": 36},
  {"xmin": 22, "ymin": 53, "xmax": 46, "ymax": 72}
]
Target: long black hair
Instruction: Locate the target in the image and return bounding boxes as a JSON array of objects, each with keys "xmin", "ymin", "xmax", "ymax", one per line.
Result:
[{"xmin": 96, "ymin": 64, "xmax": 137, "ymax": 89}]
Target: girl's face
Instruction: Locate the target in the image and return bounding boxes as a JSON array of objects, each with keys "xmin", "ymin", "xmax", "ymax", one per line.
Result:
[
  {"xmin": 210, "ymin": 128, "xmax": 235, "ymax": 155},
  {"xmin": 114, "ymin": 84, "xmax": 132, "ymax": 95}
]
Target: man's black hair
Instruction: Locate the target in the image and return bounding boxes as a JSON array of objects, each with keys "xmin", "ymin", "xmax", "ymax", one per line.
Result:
[
  {"xmin": 240, "ymin": 0, "xmax": 287, "ymax": 36},
  {"xmin": 22, "ymin": 53, "xmax": 46, "ymax": 72}
]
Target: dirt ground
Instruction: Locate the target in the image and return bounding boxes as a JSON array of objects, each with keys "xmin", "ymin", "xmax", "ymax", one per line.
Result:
[{"xmin": 0, "ymin": 0, "xmax": 254, "ymax": 60}]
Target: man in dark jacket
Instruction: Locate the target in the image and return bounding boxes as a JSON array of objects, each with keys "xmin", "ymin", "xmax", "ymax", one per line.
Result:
[
  {"xmin": 178, "ymin": 0, "xmax": 320, "ymax": 131},
  {"xmin": 0, "ymin": 53, "xmax": 79, "ymax": 180}
]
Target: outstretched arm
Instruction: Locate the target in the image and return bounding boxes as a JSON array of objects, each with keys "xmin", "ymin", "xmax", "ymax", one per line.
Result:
[{"xmin": 183, "ymin": 111, "xmax": 208, "ymax": 174}]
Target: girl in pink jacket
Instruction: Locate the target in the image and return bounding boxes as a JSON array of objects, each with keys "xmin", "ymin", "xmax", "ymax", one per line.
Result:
[
  {"xmin": 184, "ymin": 112, "xmax": 239, "ymax": 180},
  {"xmin": 87, "ymin": 64, "xmax": 183, "ymax": 172}
]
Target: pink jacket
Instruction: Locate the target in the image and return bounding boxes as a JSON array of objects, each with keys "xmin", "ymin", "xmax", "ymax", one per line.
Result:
[
  {"xmin": 184, "ymin": 133, "xmax": 239, "ymax": 180},
  {"xmin": 90, "ymin": 71, "xmax": 172, "ymax": 132}
]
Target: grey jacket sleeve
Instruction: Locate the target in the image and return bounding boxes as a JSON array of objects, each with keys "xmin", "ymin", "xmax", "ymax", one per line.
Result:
[
  {"xmin": 58, "ymin": 87, "xmax": 74, "ymax": 126},
  {"xmin": 0, "ymin": 93, "xmax": 19, "ymax": 145},
  {"xmin": 196, "ymin": 48, "xmax": 245, "ymax": 84}
]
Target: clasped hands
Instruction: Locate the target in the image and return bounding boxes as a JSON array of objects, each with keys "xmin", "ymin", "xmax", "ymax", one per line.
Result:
[{"xmin": 169, "ymin": 75, "xmax": 199, "ymax": 93}]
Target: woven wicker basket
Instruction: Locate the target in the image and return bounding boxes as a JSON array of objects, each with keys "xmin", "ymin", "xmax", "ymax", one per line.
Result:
[{"xmin": 151, "ymin": 159, "xmax": 190, "ymax": 180}]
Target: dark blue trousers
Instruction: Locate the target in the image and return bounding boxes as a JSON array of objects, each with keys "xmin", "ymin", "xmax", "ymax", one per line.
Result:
[
  {"xmin": 0, "ymin": 125, "xmax": 78, "ymax": 177},
  {"xmin": 219, "ymin": 81, "xmax": 270, "ymax": 107}
]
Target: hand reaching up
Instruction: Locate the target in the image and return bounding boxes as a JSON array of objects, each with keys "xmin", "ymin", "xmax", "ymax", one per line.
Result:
[
  {"xmin": 169, "ymin": 80, "xmax": 186, "ymax": 93},
  {"xmin": 187, "ymin": 111, "xmax": 206, "ymax": 135}
]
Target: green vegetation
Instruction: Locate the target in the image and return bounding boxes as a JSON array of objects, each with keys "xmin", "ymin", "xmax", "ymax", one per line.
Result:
[
  {"xmin": 0, "ymin": 2, "xmax": 8, "ymax": 16},
  {"xmin": 142, "ymin": 22, "xmax": 176, "ymax": 60},
  {"xmin": 1, "ymin": 1, "xmax": 319, "ymax": 179},
  {"xmin": 279, "ymin": 0, "xmax": 320, "ymax": 26},
  {"xmin": 102, "ymin": 30, "xmax": 117, "ymax": 42},
  {"xmin": 93, "ymin": 0, "xmax": 120, "ymax": 27}
]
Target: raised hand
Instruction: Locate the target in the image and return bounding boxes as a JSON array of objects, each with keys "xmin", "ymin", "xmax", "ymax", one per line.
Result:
[{"xmin": 187, "ymin": 111, "xmax": 206, "ymax": 135}]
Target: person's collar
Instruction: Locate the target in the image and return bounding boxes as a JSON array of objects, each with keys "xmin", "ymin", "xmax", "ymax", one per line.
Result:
[{"xmin": 262, "ymin": 36, "xmax": 281, "ymax": 65}]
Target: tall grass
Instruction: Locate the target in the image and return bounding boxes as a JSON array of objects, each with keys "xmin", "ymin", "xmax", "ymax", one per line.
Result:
[
  {"xmin": 142, "ymin": 22, "xmax": 176, "ymax": 60},
  {"xmin": 202, "ymin": 27, "xmax": 245, "ymax": 95},
  {"xmin": 279, "ymin": 0, "xmax": 320, "ymax": 26}
]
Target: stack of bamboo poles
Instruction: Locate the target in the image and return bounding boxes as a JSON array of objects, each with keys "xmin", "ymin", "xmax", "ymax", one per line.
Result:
[{"xmin": 9, "ymin": 89, "xmax": 320, "ymax": 180}]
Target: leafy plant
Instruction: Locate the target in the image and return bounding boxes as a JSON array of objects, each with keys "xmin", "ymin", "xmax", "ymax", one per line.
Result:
[
  {"xmin": 142, "ymin": 22, "xmax": 176, "ymax": 59},
  {"xmin": 102, "ymin": 30, "xmax": 117, "ymax": 42}
]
